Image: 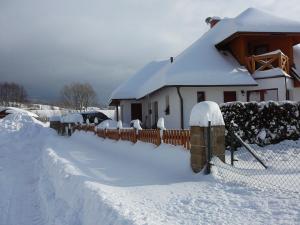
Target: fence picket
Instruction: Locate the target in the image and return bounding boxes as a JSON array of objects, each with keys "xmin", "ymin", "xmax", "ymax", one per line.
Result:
[{"xmin": 74, "ymin": 125, "xmax": 190, "ymax": 150}]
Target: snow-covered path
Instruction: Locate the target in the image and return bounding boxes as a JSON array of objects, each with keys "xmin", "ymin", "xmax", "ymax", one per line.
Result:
[{"xmin": 0, "ymin": 114, "xmax": 49, "ymax": 225}]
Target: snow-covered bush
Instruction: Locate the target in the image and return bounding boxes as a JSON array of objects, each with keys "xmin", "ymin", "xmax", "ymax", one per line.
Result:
[
  {"xmin": 221, "ymin": 101, "xmax": 300, "ymax": 146},
  {"xmin": 97, "ymin": 119, "xmax": 118, "ymax": 129},
  {"xmin": 157, "ymin": 118, "xmax": 166, "ymax": 130},
  {"xmin": 117, "ymin": 120, "xmax": 123, "ymax": 129}
]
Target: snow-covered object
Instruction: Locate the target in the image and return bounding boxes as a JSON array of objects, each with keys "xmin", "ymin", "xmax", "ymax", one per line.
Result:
[
  {"xmin": 189, "ymin": 101, "xmax": 225, "ymax": 127},
  {"xmin": 49, "ymin": 116, "xmax": 61, "ymax": 122},
  {"xmin": 60, "ymin": 113, "xmax": 83, "ymax": 124},
  {"xmin": 94, "ymin": 117, "xmax": 98, "ymax": 124},
  {"xmin": 117, "ymin": 120, "xmax": 123, "ymax": 129},
  {"xmin": 4, "ymin": 107, "xmax": 38, "ymax": 118},
  {"xmin": 86, "ymin": 119, "xmax": 90, "ymax": 125},
  {"xmin": 221, "ymin": 101, "xmax": 300, "ymax": 146},
  {"xmin": 97, "ymin": 119, "xmax": 118, "ymax": 129},
  {"xmin": 157, "ymin": 118, "xmax": 166, "ymax": 130},
  {"xmin": 252, "ymin": 68, "xmax": 290, "ymax": 79},
  {"xmin": 132, "ymin": 119, "xmax": 142, "ymax": 130}
]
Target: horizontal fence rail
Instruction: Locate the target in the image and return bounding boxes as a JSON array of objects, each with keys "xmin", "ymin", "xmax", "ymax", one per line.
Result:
[{"xmin": 73, "ymin": 125, "xmax": 191, "ymax": 150}]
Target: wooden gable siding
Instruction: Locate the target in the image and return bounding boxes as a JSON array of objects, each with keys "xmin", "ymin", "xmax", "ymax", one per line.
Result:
[{"xmin": 228, "ymin": 35, "xmax": 295, "ymax": 66}]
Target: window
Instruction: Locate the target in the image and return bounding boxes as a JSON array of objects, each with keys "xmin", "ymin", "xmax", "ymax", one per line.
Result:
[
  {"xmin": 224, "ymin": 91, "xmax": 237, "ymax": 102},
  {"xmin": 165, "ymin": 95, "xmax": 170, "ymax": 115},
  {"xmin": 197, "ymin": 91, "xmax": 205, "ymax": 102}
]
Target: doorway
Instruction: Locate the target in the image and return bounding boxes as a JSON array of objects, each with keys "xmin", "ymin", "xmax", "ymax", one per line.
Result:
[{"xmin": 131, "ymin": 103, "xmax": 142, "ymax": 121}]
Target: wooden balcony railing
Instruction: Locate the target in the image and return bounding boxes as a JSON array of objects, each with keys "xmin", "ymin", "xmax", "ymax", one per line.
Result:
[{"xmin": 246, "ymin": 50, "xmax": 289, "ymax": 74}]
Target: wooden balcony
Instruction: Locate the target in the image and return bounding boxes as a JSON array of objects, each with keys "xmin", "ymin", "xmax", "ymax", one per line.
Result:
[{"xmin": 246, "ymin": 50, "xmax": 289, "ymax": 74}]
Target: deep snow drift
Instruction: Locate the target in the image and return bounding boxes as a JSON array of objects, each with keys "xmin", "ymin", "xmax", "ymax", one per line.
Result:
[{"xmin": 0, "ymin": 114, "xmax": 299, "ymax": 225}]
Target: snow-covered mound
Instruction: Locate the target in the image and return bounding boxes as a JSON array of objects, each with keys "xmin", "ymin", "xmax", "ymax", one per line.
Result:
[
  {"xmin": 97, "ymin": 119, "xmax": 118, "ymax": 129},
  {"xmin": 189, "ymin": 101, "xmax": 225, "ymax": 127},
  {"xmin": 2, "ymin": 107, "xmax": 39, "ymax": 118},
  {"xmin": 60, "ymin": 113, "xmax": 83, "ymax": 124}
]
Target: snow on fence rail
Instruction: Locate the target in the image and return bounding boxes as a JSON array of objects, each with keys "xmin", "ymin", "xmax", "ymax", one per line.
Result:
[{"xmin": 73, "ymin": 124, "xmax": 191, "ymax": 150}]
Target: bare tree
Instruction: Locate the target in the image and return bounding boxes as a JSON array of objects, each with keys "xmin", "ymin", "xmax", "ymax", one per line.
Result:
[
  {"xmin": 60, "ymin": 82, "xmax": 97, "ymax": 110},
  {"xmin": 0, "ymin": 82, "xmax": 28, "ymax": 106}
]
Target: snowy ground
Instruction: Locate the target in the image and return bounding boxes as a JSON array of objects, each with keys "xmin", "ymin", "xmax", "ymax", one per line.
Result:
[{"xmin": 0, "ymin": 114, "xmax": 299, "ymax": 225}]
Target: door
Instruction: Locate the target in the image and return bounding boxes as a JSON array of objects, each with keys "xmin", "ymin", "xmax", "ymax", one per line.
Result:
[
  {"xmin": 224, "ymin": 91, "xmax": 237, "ymax": 102},
  {"xmin": 131, "ymin": 103, "xmax": 142, "ymax": 121}
]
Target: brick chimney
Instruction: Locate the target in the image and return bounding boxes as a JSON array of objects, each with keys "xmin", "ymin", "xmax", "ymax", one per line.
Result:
[{"xmin": 205, "ymin": 16, "xmax": 221, "ymax": 28}]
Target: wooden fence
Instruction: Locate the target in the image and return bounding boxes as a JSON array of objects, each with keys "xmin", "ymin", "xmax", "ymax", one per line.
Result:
[{"xmin": 73, "ymin": 125, "xmax": 191, "ymax": 150}]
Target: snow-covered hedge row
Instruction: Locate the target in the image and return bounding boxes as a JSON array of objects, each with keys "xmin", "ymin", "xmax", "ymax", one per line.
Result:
[{"xmin": 220, "ymin": 101, "xmax": 300, "ymax": 146}]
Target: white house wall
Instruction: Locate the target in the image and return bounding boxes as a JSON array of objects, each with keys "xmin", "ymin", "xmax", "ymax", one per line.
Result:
[
  {"xmin": 251, "ymin": 77, "xmax": 287, "ymax": 101},
  {"xmin": 180, "ymin": 86, "xmax": 249, "ymax": 128},
  {"xmin": 119, "ymin": 77, "xmax": 294, "ymax": 129}
]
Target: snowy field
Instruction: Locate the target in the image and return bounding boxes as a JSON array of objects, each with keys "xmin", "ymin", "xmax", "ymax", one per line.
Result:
[{"xmin": 0, "ymin": 114, "xmax": 299, "ymax": 225}]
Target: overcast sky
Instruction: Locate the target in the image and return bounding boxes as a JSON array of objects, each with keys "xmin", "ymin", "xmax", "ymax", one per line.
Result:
[{"xmin": 0, "ymin": 0, "xmax": 299, "ymax": 105}]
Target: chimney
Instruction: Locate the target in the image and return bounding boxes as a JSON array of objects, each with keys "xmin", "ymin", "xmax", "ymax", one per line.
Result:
[
  {"xmin": 205, "ymin": 16, "xmax": 221, "ymax": 28},
  {"xmin": 170, "ymin": 57, "xmax": 174, "ymax": 63}
]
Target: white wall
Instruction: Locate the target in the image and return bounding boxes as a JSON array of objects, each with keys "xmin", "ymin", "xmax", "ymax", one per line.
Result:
[
  {"xmin": 250, "ymin": 77, "xmax": 287, "ymax": 101},
  {"xmin": 120, "ymin": 77, "xmax": 293, "ymax": 129}
]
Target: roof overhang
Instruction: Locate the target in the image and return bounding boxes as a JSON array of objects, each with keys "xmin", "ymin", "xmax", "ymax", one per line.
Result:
[
  {"xmin": 112, "ymin": 84, "xmax": 259, "ymax": 101},
  {"xmin": 216, "ymin": 32, "xmax": 300, "ymax": 49}
]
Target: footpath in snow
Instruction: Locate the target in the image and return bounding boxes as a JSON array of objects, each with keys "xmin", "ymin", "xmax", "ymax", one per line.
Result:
[{"xmin": 0, "ymin": 114, "xmax": 299, "ymax": 225}]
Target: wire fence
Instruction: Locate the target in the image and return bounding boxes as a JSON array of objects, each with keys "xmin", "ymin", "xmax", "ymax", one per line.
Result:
[{"xmin": 211, "ymin": 131, "xmax": 300, "ymax": 193}]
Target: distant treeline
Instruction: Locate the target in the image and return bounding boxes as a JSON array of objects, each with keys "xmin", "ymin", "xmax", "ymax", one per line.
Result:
[{"xmin": 0, "ymin": 82, "xmax": 27, "ymax": 106}]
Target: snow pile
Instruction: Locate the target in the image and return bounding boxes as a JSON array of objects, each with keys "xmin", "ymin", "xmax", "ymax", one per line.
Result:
[
  {"xmin": 60, "ymin": 113, "xmax": 83, "ymax": 124},
  {"xmin": 157, "ymin": 117, "xmax": 166, "ymax": 130},
  {"xmin": 132, "ymin": 119, "xmax": 142, "ymax": 130},
  {"xmin": 3, "ymin": 107, "xmax": 39, "ymax": 118},
  {"xmin": 39, "ymin": 131, "xmax": 300, "ymax": 225},
  {"xmin": 117, "ymin": 120, "xmax": 123, "ymax": 129},
  {"xmin": 221, "ymin": 101, "xmax": 300, "ymax": 146},
  {"xmin": 97, "ymin": 119, "xmax": 117, "ymax": 129},
  {"xmin": 189, "ymin": 101, "xmax": 225, "ymax": 127}
]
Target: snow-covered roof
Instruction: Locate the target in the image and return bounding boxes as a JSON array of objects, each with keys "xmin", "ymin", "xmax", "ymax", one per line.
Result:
[
  {"xmin": 111, "ymin": 61, "xmax": 169, "ymax": 100},
  {"xmin": 215, "ymin": 8, "xmax": 300, "ymax": 45},
  {"xmin": 111, "ymin": 7, "xmax": 300, "ymax": 101}
]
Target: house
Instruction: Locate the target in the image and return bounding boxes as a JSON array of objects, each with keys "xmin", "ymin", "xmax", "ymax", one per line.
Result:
[{"xmin": 110, "ymin": 8, "xmax": 300, "ymax": 129}]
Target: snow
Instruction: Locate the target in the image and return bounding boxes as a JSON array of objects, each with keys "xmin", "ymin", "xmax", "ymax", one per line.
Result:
[
  {"xmin": 3, "ymin": 107, "xmax": 39, "ymax": 118},
  {"xmin": 293, "ymin": 45, "xmax": 300, "ymax": 75},
  {"xmin": 97, "ymin": 119, "xmax": 117, "ymax": 129},
  {"xmin": 132, "ymin": 119, "xmax": 142, "ymax": 130},
  {"xmin": 189, "ymin": 101, "xmax": 225, "ymax": 127},
  {"xmin": 214, "ymin": 7, "xmax": 300, "ymax": 44},
  {"xmin": 117, "ymin": 120, "xmax": 123, "ymax": 129},
  {"xmin": 60, "ymin": 113, "xmax": 83, "ymax": 124},
  {"xmin": 111, "ymin": 60, "xmax": 168, "ymax": 100},
  {"xmin": 0, "ymin": 113, "xmax": 299, "ymax": 225},
  {"xmin": 86, "ymin": 107, "xmax": 116, "ymax": 120},
  {"xmin": 252, "ymin": 68, "xmax": 290, "ymax": 79},
  {"xmin": 157, "ymin": 117, "xmax": 165, "ymax": 130}
]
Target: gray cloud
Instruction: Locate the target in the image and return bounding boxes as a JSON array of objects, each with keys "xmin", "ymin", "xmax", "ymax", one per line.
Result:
[{"xmin": 0, "ymin": 0, "xmax": 299, "ymax": 104}]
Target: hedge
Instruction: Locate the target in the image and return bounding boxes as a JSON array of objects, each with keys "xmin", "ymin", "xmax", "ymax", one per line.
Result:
[{"xmin": 220, "ymin": 101, "xmax": 300, "ymax": 146}]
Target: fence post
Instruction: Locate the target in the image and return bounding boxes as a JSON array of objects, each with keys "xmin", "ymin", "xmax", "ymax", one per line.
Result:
[
  {"xmin": 189, "ymin": 101, "xmax": 225, "ymax": 173},
  {"xmin": 206, "ymin": 121, "xmax": 211, "ymax": 174}
]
